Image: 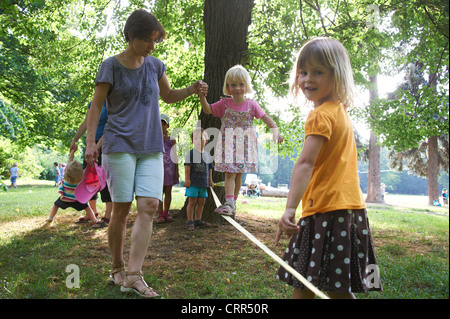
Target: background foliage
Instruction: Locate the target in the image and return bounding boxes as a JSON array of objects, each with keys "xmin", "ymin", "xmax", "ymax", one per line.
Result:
[{"xmin": 1, "ymin": 0, "xmax": 448, "ymax": 193}]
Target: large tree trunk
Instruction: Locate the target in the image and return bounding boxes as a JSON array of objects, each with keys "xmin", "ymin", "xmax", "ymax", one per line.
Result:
[
  {"xmin": 427, "ymin": 73, "xmax": 440, "ymax": 206},
  {"xmin": 180, "ymin": 0, "xmax": 255, "ymax": 223},
  {"xmin": 365, "ymin": 75, "xmax": 383, "ymax": 203},
  {"xmin": 427, "ymin": 136, "xmax": 440, "ymax": 205}
]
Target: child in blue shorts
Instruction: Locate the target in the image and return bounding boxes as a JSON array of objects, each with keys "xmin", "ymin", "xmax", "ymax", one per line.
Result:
[{"xmin": 184, "ymin": 128, "xmax": 214, "ymax": 230}]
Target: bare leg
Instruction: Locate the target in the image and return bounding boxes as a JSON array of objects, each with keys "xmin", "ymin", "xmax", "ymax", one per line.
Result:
[
  {"xmin": 163, "ymin": 185, "xmax": 172, "ymax": 212},
  {"xmin": 195, "ymin": 198, "xmax": 206, "ymax": 220},
  {"xmin": 224, "ymin": 173, "xmax": 236, "ymax": 197},
  {"xmin": 89, "ymin": 199, "xmax": 98, "ymax": 217},
  {"xmin": 234, "ymin": 173, "xmax": 243, "ymax": 198},
  {"xmin": 187, "ymin": 197, "xmax": 197, "ymax": 222},
  {"xmin": 84, "ymin": 204, "xmax": 98, "ymax": 221},
  {"xmin": 108, "ymin": 202, "xmax": 131, "ymax": 268},
  {"xmin": 128, "ymin": 197, "xmax": 158, "ymax": 272},
  {"xmin": 158, "ymin": 193, "xmax": 163, "ymax": 214},
  {"xmin": 103, "ymin": 202, "xmax": 112, "ymax": 220},
  {"xmin": 47, "ymin": 205, "xmax": 59, "ymax": 222},
  {"xmin": 125, "ymin": 197, "xmax": 158, "ymax": 297}
]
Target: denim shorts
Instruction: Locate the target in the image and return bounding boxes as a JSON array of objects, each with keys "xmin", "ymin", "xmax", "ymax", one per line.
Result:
[
  {"xmin": 102, "ymin": 152, "xmax": 163, "ymax": 203},
  {"xmin": 185, "ymin": 185, "xmax": 208, "ymax": 198}
]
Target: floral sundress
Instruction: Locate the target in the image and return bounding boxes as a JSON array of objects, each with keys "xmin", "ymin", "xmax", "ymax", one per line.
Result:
[{"xmin": 214, "ymin": 99, "xmax": 258, "ymax": 173}]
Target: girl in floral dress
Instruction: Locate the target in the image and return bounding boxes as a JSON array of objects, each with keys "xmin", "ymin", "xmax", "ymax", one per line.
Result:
[{"xmin": 199, "ymin": 65, "xmax": 283, "ymax": 216}]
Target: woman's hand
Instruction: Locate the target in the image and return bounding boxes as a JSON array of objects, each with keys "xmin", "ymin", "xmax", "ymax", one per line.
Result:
[
  {"xmin": 84, "ymin": 142, "xmax": 98, "ymax": 167},
  {"xmin": 192, "ymin": 80, "xmax": 208, "ymax": 96}
]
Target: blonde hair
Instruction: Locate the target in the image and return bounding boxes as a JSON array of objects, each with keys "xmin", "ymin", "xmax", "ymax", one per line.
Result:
[
  {"xmin": 223, "ymin": 65, "xmax": 254, "ymax": 96},
  {"xmin": 290, "ymin": 37, "xmax": 355, "ymax": 109},
  {"xmin": 63, "ymin": 160, "xmax": 84, "ymax": 185}
]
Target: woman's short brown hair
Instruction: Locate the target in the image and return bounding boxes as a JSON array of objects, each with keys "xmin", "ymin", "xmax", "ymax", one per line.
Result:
[{"xmin": 123, "ymin": 9, "xmax": 166, "ymax": 43}]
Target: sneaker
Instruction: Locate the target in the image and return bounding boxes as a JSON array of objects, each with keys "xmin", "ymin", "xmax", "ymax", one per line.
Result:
[{"xmin": 214, "ymin": 203, "xmax": 235, "ymax": 216}]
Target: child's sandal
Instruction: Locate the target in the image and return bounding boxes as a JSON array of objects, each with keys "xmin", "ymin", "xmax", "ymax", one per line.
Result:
[
  {"xmin": 194, "ymin": 219, "xmax": 207, "ymax": 228},
  {"xmin": 164, "ymin": 211, "xmax": 174, "ymax": 222},
  {"xmin": 75, "ymin": 217, "xmax": 90, "ymax": 224},
  {"xmin": 185, "ymin": 221, "xmax": 194, "ymax": 231},
  {"xmin": 120, "ymin": 272, "xmax": 159, "ymax": 298},
  {"xmin": 156, "ymin": 212, "xmax": 166, "ymax": 223}
]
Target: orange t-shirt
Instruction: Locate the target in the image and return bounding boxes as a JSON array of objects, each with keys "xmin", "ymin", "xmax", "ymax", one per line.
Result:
[{"xmin": 301, "ymin": 101, "xmax": 365, "ymax": 218}]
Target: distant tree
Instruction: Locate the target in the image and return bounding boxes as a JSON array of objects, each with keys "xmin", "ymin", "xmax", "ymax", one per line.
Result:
[
  {"xmin": 367, "ymin": 0, "xmax": 449, "ymax": 204},
  {"xmin": 371, "ymin": 61, "xmax": 449, "ymax": 204}
]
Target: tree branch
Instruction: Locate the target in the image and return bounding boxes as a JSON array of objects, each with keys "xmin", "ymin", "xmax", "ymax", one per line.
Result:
[
  {"xmin": 299, "ymin": 0, "xmax": 309, "ymax": 38},
  {"xmin": 424, "ymin": 6, "xmax": 449, "ymax": 40},
  {"xmin": 314, "ymin": 0, "xmax": 328, "ymax": 35}
]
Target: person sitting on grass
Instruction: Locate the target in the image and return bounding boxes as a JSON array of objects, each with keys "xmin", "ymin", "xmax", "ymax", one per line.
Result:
[{"xmin": 46, "ymin": 149, "xmax": 100, "ymax": 226}]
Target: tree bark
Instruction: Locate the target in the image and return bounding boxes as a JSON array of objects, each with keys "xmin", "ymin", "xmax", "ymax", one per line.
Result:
[
  {"xmin": 365, "ymin": 75, "xmax": 383, "ymax": 203},
  {"xmin": 180, "ymin": 0, "xmax": 255, "ymax": 222},
  {"xmin": 427, "ymin": 136, "xmax": 440, "ymax": 205},
  {"xmin": 427, "ymin": 73, "xmax": 440, "ymax": 206}
]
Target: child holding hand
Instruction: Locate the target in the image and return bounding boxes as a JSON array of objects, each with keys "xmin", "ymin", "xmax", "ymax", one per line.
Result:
[
  {"xmin": 199, "ymin": 65, "xmax": 282, "ymax": 216},
  {"xmin": 275, "ymin": 37, "xmax": 381, "ymax": 299}
]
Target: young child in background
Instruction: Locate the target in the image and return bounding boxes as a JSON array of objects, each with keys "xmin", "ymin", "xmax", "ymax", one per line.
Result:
[
  {"xmin": 59, "ymin": 163, "xmax": 66, "ymax": 183},
  {"xmin": 46, "ymin": 150, "xmax": 100, "ymax": 225},
  {"xmin": 158, "ymin": 114, "xmax": 179, "ymax": 223},
  {"xmin": 442, "ymin": 188, "xmax": 448, "ymax": 207},
  {"xmin": 275, "ymin": 37, "xmax": 382, "ymax": 299},
  {"xmin": 53, "ymin": 162, "xmax": 61, "ymax": 187},
  {"xmin": 199, "ymin": 65, "xmax": 282, "ymax": 217},
  {"xmin": 9, "ymin": 162, "xmax": 19, "ymax": 189},
  {"xmin": 184, "ymin": 128, "xmax": 214, "ymax": 230}
]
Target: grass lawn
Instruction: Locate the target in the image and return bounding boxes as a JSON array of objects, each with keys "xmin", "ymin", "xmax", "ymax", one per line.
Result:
[{"xmin": 0, "ymin": 180, "xmax": 448, "ymax": 299}]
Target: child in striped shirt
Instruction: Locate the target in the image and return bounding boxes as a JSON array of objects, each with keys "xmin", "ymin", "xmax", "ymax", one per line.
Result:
[{"xmin": 46, "ymin": 150, "xmax": 99, "ymax": 225}]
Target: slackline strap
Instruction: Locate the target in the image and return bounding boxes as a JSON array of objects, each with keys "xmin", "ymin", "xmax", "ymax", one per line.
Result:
[{"xmin": 209, "ymin": 187, "xmax": 329, "ymax": 299}]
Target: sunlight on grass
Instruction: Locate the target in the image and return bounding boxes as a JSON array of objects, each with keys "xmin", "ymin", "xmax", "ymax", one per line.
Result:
[{"xmin": 0, "ymin": 181, "xmax": 448, "ymax": 299}]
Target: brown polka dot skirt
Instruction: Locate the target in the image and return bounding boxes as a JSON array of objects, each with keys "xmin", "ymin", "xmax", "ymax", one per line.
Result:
[{"xmin": 277, "ymin": 209, "xmax": 382, "ymax": 294}]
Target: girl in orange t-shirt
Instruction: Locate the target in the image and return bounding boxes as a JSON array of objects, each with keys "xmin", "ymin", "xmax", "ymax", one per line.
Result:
[{"xmin": 275, "ymin": 37, "xmax": 381, "ymax": 299}]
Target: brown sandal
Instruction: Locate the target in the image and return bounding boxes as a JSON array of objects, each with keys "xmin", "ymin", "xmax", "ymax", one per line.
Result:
[
  {"xmin": 109, "ymin": 262, "xmax": 126, "ymax": 286},
  {"xmin": 120, "ymin": 272, "xmax": 159, "ymax": 298},
  {"xmin": 92, "ymin": 217, "xmax": 109, "ymax": 229}
]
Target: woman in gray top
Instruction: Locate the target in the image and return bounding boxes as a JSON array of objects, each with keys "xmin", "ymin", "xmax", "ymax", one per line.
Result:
[{"xmin": 84, "ymin": 9, "xmax": 207, "ymax": 298}]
